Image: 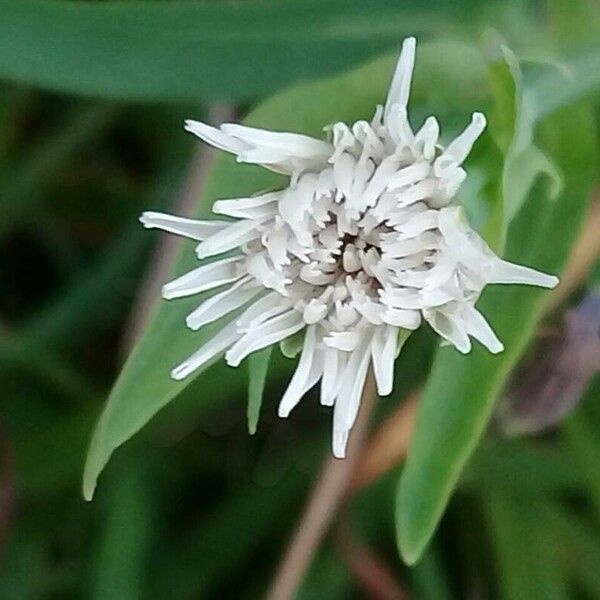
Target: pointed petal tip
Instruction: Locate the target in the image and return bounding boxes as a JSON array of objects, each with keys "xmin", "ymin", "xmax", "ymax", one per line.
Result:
[
  {"xmin": 332, "ymin": 446, "xmax": 346, "ymax": 459},
  {"xmin": 333, "ymin": 430, "xmax": 349, "ymax": 458},
  {"xmin": 139, "ymin": 211, "xmax": 162, "ymax": 228},
  {"xmin": 170, "ymin": 366, "xmax": 189, "ymax": 381},
  {"xmin": 490, "ymin": 343, "xmax": 505, "ymax": 354},
  {"xmin": 490, "ymin": 260, "xmax": 560, "ymax": 289},
  {"xmin": 185, "ymin": 315, "xmax": 201, "ymax": 331},
  {"xmin": 472, "ymin": 112, "xmax": 486, "ymax": 128},
  {"xmin": 184, "ymin": 119, "xmax": 215, "ymax": 138},
  {"xmin": 401, "ymin": 36, "xmax": 417, "ymax": 52},
  {"xmin": 224, "ymin": 352, "xmax": 241, "ymax": 368},
  {"xmin": 161, "ymin": 283, "xmax": 183, "ymax": 300},
  {"xmin": 183, "ymin": 118, "xmax": 197, "ymax": 131},
  {"xmin": 377, "ymin": 384, "xmax": 393, "ymax": 397}
]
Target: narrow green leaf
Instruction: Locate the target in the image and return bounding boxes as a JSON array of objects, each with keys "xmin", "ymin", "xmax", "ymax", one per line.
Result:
[
  {"xmin": 484, "ymin": 492, "xmax": 567, "ymax": 600},
  {"xmin": 0, "ymin": 0, "xmax": 461, "ymax": 103},
  {"xmin": 153, "ymin": 472, "xmax": 308, "ymax": 599},
  {"xmin": 396, "ymin": 102, "xmax": 598, "ymax": 565},
  {"xmin": 89, "ymin": 461, "xmax": 154, "ymax": 600},
  {"xmin": 247, "ymin": 347, "xmax": 272, "ymax": 435},
  {"xmin": 296, "ymin": 548, "xmax": 353, "ymax": 600},
  {"xmin": 463, "ymin": 439, "xmax": 586, "ymax": 493},
  {"xmin": 542, "ymin": 503, "xmax": 600, "ymax": 597},
  {"xmin": 0, "ymin": 103, "xmax": 117, "ymax": 235},
  {"xmin": 530, "ymin": 45, "xmax": 600, "ymax": 121},
  {"xmin": 485, "ymin": 42, "xmax": 561, "ymax": 250},
  {"xmin": 562, "ymin": 411, "xmax": 600, "ymax": 520}
]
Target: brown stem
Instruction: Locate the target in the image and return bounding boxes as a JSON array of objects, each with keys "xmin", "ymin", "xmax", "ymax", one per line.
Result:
[
  {"xmin": 0, "ymin": 430, "xmax": 16, "ymax": 564},
  {"xmin": 546, "ymin": 194, "xmax": 600, "ymax": 314},
  {"xmin": 336, "ymin": 522, "xmax": 410, "ymax": 600},
  {"xmin": 266, "ymin": 372, "xmax": 377, "ymax": 600},
  {"xmin": 351, "ymin": 390, "xmax": 419, "ymax": 493}
]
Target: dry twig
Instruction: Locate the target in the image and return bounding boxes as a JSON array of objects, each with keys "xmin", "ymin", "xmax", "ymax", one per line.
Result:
[{"xmin": 266, "ymin": 372, "xmax": 377, "ymax": 600}]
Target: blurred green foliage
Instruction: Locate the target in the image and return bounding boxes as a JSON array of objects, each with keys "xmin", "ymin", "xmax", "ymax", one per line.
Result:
[{"xmin": 0, "ymin": 0, "xmax": 599, "ymax": 598}]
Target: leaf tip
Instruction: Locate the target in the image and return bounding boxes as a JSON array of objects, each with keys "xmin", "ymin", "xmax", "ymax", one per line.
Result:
[
  {"xmin": 82, "ymin": 456, "xmax": 100, "ymax": 501},
  {"xmin": 397, "ymin": 534, "xmax": 423, "ymax": 566}
]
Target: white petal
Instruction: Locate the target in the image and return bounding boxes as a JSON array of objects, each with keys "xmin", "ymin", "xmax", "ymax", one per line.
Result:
[
  {"xmin": 382, "ymin": 308, "xmax": 421, "ymax": 329},
  {"xmin": 184, "ymin": 119, "xmax": 248, "ymax": 155},
  {"xmin": 360, "ymin": 154, "xmax": 402, "ymax": 210},
  {"xmin": 332, "ymin": 331, "xmax": 373, "ymax": 458},
  {"xmin": 246, "ymin": 252, "xmax": 291, "ymax": 294},
  {"xmin": 225, "ymin": 310, "xmax": 304, "ymax": 367},
  {"xmin": 162, "ymin": 256, "xmax": 243, "ymax": 300},
  {"xmin": 371, "ymin": 326, "xmax": 398, "ymax": 396},
  {"xmin": 393, "ymin": 209, "xmax": 438, "ymax": 237},
  {"xmin": 384, "ymin": 37, "xmax": 416, "ymax": 120},
  {"xmin": 212, "ymin": 191, "xmax": 280, "ymax": 219},
  {"xmin": 414, "ymin": 116, "xmax": 440, "ymax": 160},
  {"xmin": 196, "ymin": 219, "xmax": 263, "ymax": 259},
  {"xmin": 381, "ymin": 231, "xmax": 439, "ymax": 257},
  {"xmin": 379, "ymin": 287, "xmax": 426, "ymax": 310},
  {"xmin": 185, "ymin": 278, "xmax": 262, "ymax": 330},
  {"xmin": 303, "ymin": 299, "xmax": 328, "ymax": 324},
  {"xmin": 424, "ymin": 307, "xmax": 471, "ymax": 354},
  {"xmin": 461, "ymin": 305, "xmax": 504, "ymax": 354},
  {"xmin": 437, "ymin": 206, "xmax": 491, "ymax": 271},
  {"xmin": 436, "ymin": 112, "xmax": 486, "ymax": 171},
  {"xmin": 221, "ymin": 123, "xmax": 332, "ymax": 160},
  {"xmin": 278, "ymin": 174, "xmax": 318, "ymax": 233},
  {"xmin": 332, "ymin": 152, "xmax": 356, "ymax": 200},
  {"xmin": 236, "ymin": 292, "xmax": 292, "ymax": 331},
  {"xmin": 487, "ymin": 259, "xmax": 559, "ymax": 288},
  {"xmin": 385, "ymin": 162, "xmax": 430, "ymax": 191},
  {"xmin": 303, "ymin": 348, "xmax": 325, "ymax": 394},
  {"xmin": 332, "ymin": 430, "xmax": 350, "ymax": 460},
  {"xmin": 140, "ymin": 211, "xmax": 229, "ymax": 241},
  {"xmin": 395, "ymin": 178, "xmax": 438, "ymax": 207},
  {"xmin": 323, "ymin": 330, "xmax": 360, "ymax": 352},
  {"xmin": 321, "ymin": 347, "xmax": 345, "ymax": 406},
  {"xmin": 171, "ymin": 320, "xmax": 240, "ymax": 380},
  {"xmin": 262, "ymin": 220, "xmax": 291, "ymax": 269},
  {"xmin": 385, "ymin": 105, "xmax": 415, "ymax": 147},
  {"xmin": 278, "ymin": 325, "xmax": 318, "ymax": 417},
  {"xmin": 329, "ymin": 122, "xmax": 359, "ymax": 162}
]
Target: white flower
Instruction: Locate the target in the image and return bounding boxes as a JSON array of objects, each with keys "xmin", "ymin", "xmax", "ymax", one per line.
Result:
[{"xmin": 140, "ymin": 38, "xmax": 558, "ymax": 458}]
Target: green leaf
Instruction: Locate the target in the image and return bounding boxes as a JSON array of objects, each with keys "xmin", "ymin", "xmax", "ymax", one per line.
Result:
[
  {"xmin": 484, "ymin": 492, "xmax": 568, "ymax": 600},
  {"xmin": 0, "ymin": 103, "xmax": 117, "ymax": 236},
  {"xmin": 82, "ymin": 40, "xmax": 489, "ymax": 500},
  {"xmin": 89, "ymin": 460, "xmax": 154, "ymax": 600},
  {"xmin": 154, "ymin": 472, "xmax": 308, "ymax": 599},
  {"xmin": 280, "ymin": 330, "xmax": 305, "ymax": 359},
  {"xmin": 485, "ymin": 41, "xmax": 561, "ymax": 250},
  {"xmin": 530, "ymin": 44, "xmax": 600, "ymax": 121},
  {"xmin": 396, "ymin": 101, "xmax": 598, "ymax": 565},
  {"xmin": 562, "ymin": 410, "xmax": 600, "ymax": 520},
  {"xmin": 247, "ymin": 346, "xmax": 272, "ymax": 435},
  {"xmin": 543, "ymin": 503, "xmax": 600, "ymax": 597},
  {"xmin": 0, "ymin": 0, "xmax": 463, "ymax": 104}
]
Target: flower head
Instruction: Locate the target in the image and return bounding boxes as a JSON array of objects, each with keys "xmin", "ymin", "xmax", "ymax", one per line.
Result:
[{"xmin": 141, "ymin": 38, "xmax": 558, "ymax": 458}]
